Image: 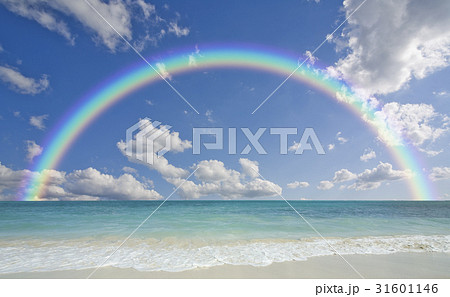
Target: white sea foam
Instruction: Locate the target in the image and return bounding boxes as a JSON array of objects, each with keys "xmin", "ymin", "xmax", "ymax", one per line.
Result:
[{"xmin": 0, "ymin": 235, "xmax": 448, "ymax": 273}]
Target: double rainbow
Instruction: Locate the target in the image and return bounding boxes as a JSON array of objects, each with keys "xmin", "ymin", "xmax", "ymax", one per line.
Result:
[{"xmin": 21, "ymin": 44, "xmax": 435, "ymax": 201}]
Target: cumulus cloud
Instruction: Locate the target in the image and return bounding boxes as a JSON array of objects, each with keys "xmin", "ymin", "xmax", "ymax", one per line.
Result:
[
  {"xmin": 331, "ymin": 0, "xmax": 450, "ymax": 96},
  {"xmin": 168, "ymin": 158, "xmax": 282, "ymax": 199},
  {"xmin": 348, "ymin": 162, "xmax": 413, "ymax": 191},
  {"xmin": 0, "ymin": 65, "xmax": 49, "ymax": 95},
  {"xmin": 326, "ymin": 0, "xmax": 450, "ymax": 155},
  {"xmin": 0, "ymin": 163, "xmax": 31, "ymax": 199},
  {"xmin": 194, "ymin": 160, "xmax": 232, "ymax": 182},
  {"xmin": 287, "ymin": 181, "xmax": 309, "ymax": 189},
  {"xmin": 117, "ymin": 118, "xmax": 191, "ymax": 179},
  {"xmin": 117, "ymin": 119, "xmax": 281, "ymax": 199},
  {"xmin": 372, "ymin": 102, "xmax": 449, "ymax": 147},
  {"xmin": 360, "ymin": 148, "xmax": 376, "ymax": 162},
  {"xmin": 0, "ymin": 0, "xmax": 189, "ymax": 52},
  {"xmin": 328, "ymin": 143, "xmax": 335, "ymax": 151},
  {"xmin": 429, "ymin": 167, "xmax": 450, "ymax": 181},
  {"xmin": 238, "ymin": 158, "xmax": 260, "ymax": 179},
  {"xmin": 29, "ymin": 114, "xmax": 48, "ymax": 130},
  {"xmin": 332, "ymin": 169, "xmax": 357, "ymax": 183},
  {"xmin": 317, "ymin": 181, "xmax": 334, "ymax": 190},
  {"xmin": 26, "ymin": 140, "xmax": 42, "ymax": 161},
  {"xmin": 0, "ymin": 162, "xmax": 161, "ymax": 201},
  {"xmin": 318, "ymin": 162, "xmax": 412, "ymax": 191},
  {"xmin": 63, "ymin": 168, "xmax": 162, "ymax": 200}
]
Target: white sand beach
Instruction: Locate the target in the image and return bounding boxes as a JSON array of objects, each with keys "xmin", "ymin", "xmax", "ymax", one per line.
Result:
[{"xmin": 1, "ymin": 252, "xmax": 448, "ymax": 279}]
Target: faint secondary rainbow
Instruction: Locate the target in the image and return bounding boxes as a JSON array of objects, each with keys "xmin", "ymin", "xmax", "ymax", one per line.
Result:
[{"xmin": 21, "ymin": 44, "xmax": 435, "ymax": 201}]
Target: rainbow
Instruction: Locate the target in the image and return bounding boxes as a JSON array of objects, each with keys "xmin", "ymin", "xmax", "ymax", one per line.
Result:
[{"xmin": 20, "ymin": 44, "xmax": 435, "ymax": 201}]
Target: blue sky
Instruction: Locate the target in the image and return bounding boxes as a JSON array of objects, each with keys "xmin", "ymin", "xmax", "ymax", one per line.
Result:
[{"xmin": 1, "ymin": 0, "xmax": 450, "ymax": 201}]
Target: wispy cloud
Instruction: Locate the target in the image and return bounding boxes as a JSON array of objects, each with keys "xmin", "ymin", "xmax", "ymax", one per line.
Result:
[
  {"xmin": 29, "ymin": 114, "xmax": 48, "ymax": 130},
  {"xmin": 0, "ymin": 65, "xmax": 49, "ymax": 95},
  {"xmin": 0, "ymin": 0, "xmax": 189, "ymax": 52},
  {"xmin": 25, "ymin": 140, "xmax": 42, "ymax": 161},
  {"xmin": 168, "ymin": 21, "xmax": 189, "ymax": 37},
  {"xmin": 156, "ymin": 62, "xmax": 172, "ymax": 80},
  {"xmin": 287, "ymin": 181, "xmax": 309, "ymax": 189}
]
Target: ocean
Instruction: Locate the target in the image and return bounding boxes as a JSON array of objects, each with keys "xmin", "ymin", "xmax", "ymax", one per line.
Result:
[{"xmin": 0, "ymin": 200, "xmax": 448, "ymax": 273}]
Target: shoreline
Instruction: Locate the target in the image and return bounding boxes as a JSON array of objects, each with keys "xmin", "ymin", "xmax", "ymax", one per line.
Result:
[{"xmin": 1, "ymin": 252, "xmax": 449, "ymax": 279}]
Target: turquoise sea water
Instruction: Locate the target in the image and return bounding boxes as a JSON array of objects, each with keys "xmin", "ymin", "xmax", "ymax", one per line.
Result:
[{"xmin": 0, "ymin": 201, "xmax": 449, "ymax": 273}]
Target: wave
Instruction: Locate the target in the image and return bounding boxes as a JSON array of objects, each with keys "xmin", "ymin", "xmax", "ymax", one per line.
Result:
[{"xmin": 0, "ymin": 235, "xmax": 448, "ymax": 273}]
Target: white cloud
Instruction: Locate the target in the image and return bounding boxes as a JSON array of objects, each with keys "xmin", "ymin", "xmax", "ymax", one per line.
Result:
[
  {"xmin": 429, "ymin": 167, "xmax": 450, "ymax": 181},
  {"xmin": 348, "ymin": 162, "xmax": 413, "ymax": 191},
  {"xmin": 318, "ymin": 162, "xmax": 412, "ymax": 191},
  {"xmin": 135, "ymin": 0, "xmax": 155, "ymax": 19},
  {"xmin": 0, "ymin": 0, "xmax": 189, "ymax": 52},
  {"xmin": 0, "ymin": 162, "xmax": 162, "ymax": 201},
  {"xmin": 168, "ymin": 158, "xmax": 281, "ymax": 199},
  {"xmin": 29, "ymin": 114, "xmax": 48, "ymax": 130},
  {"xmin": 43, "ymin": 0, "xmax": 132, "ymax": 51},
  {"xmin": 287, "ymin": 181, "xmax": 309, "ymax": 189},
  {"xmin": 63, "ymin": 168, "xmax": 161, "ymax": 200},
  {"xmin": 372, "ymin": 102, "xmax": 449, "ymax": 147},
  {"xmin": 168, "ymin": 21, "xmax": 189, "ymax": 37},
  {"xmin": 26, "ymin": 140, "xmax": 42, "ymax": 161},
  {"xmin": 205, "ymin": 109, "xmax": 214, "ymax": 123},
  {"xmin": 117, "ymin": 119, "xmax": 192, "ymax": 179},
  {"xmin": 331, "ymin": 0, "xmax": 450, "ymax": 95},
  {"xmin": 336, "ymin": 131, "xmax": 348, "ymax": 144},
  {"xmin": 194, "ymin": 160, "xmax": 233, "ymax": 182},
  {"xmin": 332, "ymin": 169, "xmax": 357, "ymax": 183},
  {"xmin": 304, "ymin": 50, "xmax": 317, "ymax": 65},
  {"xmin": 418, "ymin": 148, "xmax": 443, "ymax": 157},
  {"xmin": 188, "ymin": 45, "xmax": 201, "ymax": 66},
  {"xmin": 433, "ymin": 91, "xmax": 449, "ymax": 97},
  {"xmin": 122, "ymin": 166, "xmax": 137, "ymax": 174},
  {"xmin": 0, "ymin": 163, "xmax": 31, "ymax": 199},
  {"xmin": 0, "ymin": 65, "xmax": 49, "ymax": 95},
  {"xmin": 239, "ymin": 158, "xmax": 259, "ymax": 179},
  {"xmin": 360, "ymin": 149, "xmax": 376, "ymax": 162},
  {"xmin": 317, "ymin": 181, "xmax": 334, "ymax": 190},
  {"xmin": 155, "ymin": 62, "xmax": 172, "ymax": 80},
  {"xmin": 119, "ymin": 118, "xmax": 192, "ymax": 156},
  {"xmin": 117, "ymin": 119, "xmax": 281, "ymax": 199},
  {"xmin": 145, "ymin": 99, "xmax": 154, "ymax": 106},
  {"xmin": 328, "ymin": 143, "xmax": 335, "ymax": 151},
  {"xmin": 0, "ymin": 0, "xmax": 74, "ymax": 44}
]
